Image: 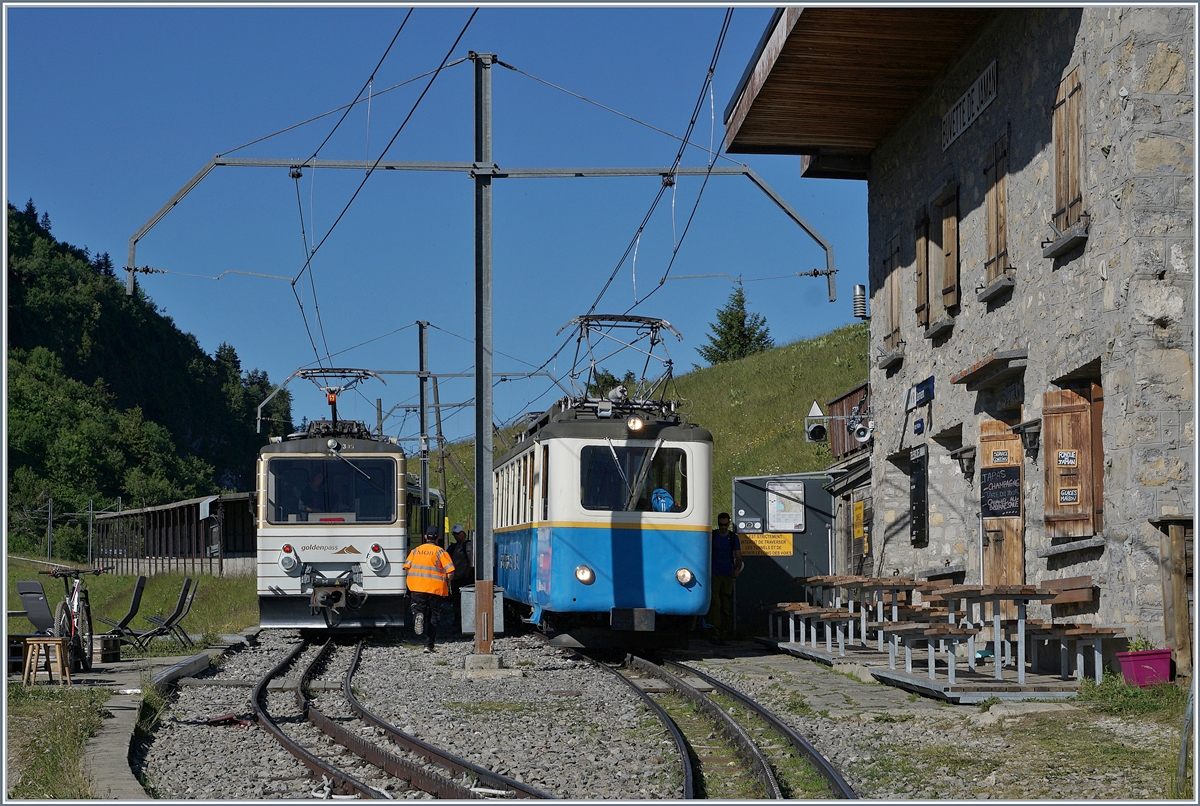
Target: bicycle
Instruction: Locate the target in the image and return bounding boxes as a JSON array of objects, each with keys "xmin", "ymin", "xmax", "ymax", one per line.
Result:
[{"xmin": 38, "ymin": 566, "xmax": 112, "ymax": 672}]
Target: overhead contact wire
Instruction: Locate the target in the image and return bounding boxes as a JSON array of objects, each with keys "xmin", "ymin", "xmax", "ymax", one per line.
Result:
[
  {"xmin": 292, "ymin": 8, "xmax": 478, "ymax": 289},
  {"xmin": 304, "ymin": 10, "xmax": 413, "ymax": 165},
  {"xmin": 506, "ymin": 9, "xmax": 735, "ymax": 415},
  {"xmin": 293, "ymin": 12, "xmax": 414, "ymax": 367},
  {"xmin": 625, "ymin": 8, "xmax": 733, "ymax": 313}
]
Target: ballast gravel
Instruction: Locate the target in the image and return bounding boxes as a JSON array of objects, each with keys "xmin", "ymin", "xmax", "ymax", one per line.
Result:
[
  {"xmin": 679, "ymin": 654, "xmax": 1182, "ymax": 800},
  {"xmin": 133, "ymin": 630, "xmax": 684, "ymax": 799}
]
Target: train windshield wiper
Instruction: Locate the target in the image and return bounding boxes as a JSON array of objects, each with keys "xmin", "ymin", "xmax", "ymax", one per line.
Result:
[
  {"xmin": 328, "ymin": 449, "xmax": 390, "ymax": 496},
  {"xmin": 604, "ymin": 438, "xmax": 633, "ymax": 505},
  {"xmin": 624, "ymin": 439, "xmax": 663, "ymax": 511}
]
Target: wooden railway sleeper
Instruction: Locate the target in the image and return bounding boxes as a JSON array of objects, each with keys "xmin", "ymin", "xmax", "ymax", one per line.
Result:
[{"xmin": 627, "ymin": 654, "xmax": 783, "ymax": 799}]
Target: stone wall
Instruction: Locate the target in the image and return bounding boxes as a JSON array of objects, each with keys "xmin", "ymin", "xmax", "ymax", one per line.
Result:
[{"xmin": 864, "ymin": 7, "xmax": 1194, "ymax": 641}]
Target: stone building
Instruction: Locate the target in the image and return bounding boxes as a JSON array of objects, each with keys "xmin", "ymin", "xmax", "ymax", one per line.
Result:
[{"xmin": 725, "ymin": 7, "xmax": 1194, "ymax": 668}]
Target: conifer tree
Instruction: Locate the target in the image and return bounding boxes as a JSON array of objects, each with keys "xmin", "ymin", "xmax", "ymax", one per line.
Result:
[{"xmin": 696, "ymin": 285, "xmax": 773, "ymax": 365}]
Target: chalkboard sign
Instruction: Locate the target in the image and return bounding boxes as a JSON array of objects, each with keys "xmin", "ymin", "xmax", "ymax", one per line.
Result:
[{"xmin": 980, "ymin": 465, "xmax": 1021, "ymax": 518}]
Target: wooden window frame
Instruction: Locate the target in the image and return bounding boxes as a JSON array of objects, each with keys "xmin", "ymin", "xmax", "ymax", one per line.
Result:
[
  {"xmin": 1053, "ymin": 69, "xmax": 1084, "ymax": 232},
  {"xmin": 984, "ymin": 128, "xmax": 1010, "ymax": 282}
]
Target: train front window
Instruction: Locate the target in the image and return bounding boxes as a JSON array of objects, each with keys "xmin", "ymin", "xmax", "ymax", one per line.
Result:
[
  {"xmin": 580, "ymin": 444, "xmax": 687, "ymax": 512},
  {"xmin": 267, "ymin": 458, "xmax": 396, "ymax": 524}
]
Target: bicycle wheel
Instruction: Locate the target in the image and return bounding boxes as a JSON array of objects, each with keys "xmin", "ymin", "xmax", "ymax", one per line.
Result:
[
  {"xmin": 53, "ymin": 600, "xmax": 82, "ymax": 672},
  {"xmin": 54, "ymin": 600, "xmax": 71, "ymax": 638},
  {"xmin": 78, "ymin": 594, "xmax": 94, "ymax": 671}
]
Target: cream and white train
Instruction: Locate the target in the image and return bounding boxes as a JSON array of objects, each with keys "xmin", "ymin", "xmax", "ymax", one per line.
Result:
[{"xmin": 256, "ymin": 419, "xmax": 443, "ymax": 629}]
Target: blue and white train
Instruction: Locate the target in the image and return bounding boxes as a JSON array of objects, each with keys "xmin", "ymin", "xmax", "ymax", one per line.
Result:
[{"xmin": 493, "ymin": 394, "xmax": 713, "ymax": 646}]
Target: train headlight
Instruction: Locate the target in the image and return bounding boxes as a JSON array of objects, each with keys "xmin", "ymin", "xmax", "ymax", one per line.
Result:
[
  {"xmin": 367, "ymin": 543, "xmax": 387, "ymax": 572},
  {"xmin": 574, "ymin": 564, "xmax": 596, "ymax": 585},
  {"xmin": 625, "ymin": 415, "xmax": 645, "ymax": 432},
  {"xmin": 675, "ymin": 568, "xmax": 694, "ymax": 586},
  {"xmin": 279, "ymin": 544, "xmax": 299, "ymax": 572}
]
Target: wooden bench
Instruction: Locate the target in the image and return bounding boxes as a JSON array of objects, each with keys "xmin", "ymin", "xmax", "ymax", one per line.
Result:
[
  {"xmin": 1025, "ymin": 624, "xmax": 1122, "ymax": 683},
  {"xmin": 921, "ymin": 625, "xmax": 982, "ymax": 684},
  {"xmin": 876, "ymin": 623, "xmax": 936, "ymax": 673},
  {"xmin": 769, "ymin": 603, "xmax": 844, "ymax": 645}
]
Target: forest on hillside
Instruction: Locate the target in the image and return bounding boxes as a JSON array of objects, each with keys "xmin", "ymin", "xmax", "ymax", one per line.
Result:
[{"xmin": 6, "ymin": 200, "xmax": 294, "ymax": 561}]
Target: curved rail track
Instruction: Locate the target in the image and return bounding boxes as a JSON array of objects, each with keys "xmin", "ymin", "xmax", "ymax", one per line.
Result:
[
  {"xmin": 342, "ymin": 641, "xmax": 552, "ymax": 799},
  {"xmin": 582, "ymin": 652, "xmax": 856, "ymax": 799},
  {"xmin": 662, "ymin": 659, "xmax": 857, "ymax": 799},
  {"xmin": 251, "ymin": 638, "xmax": 551, "ymax": 799}
]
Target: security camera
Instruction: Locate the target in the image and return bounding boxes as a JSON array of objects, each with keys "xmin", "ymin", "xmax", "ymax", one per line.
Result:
[
  {"xmin": 852, "ymin": 420, "xmax": 874, "ymax": 444},
  {"xmin": 805, "ymin": 417, "xmax": 828, "ymax": 442}
]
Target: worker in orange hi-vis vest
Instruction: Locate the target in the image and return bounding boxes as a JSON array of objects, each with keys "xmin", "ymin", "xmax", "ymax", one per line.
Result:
[{"xmin": 403, "ymin": 525, "xmax": 456, "ymax": 653}]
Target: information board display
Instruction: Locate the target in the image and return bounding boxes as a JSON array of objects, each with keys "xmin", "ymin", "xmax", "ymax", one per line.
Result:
[{"xmin": 766, "ymin": 480, "xmax": 807, "ymax": 533}]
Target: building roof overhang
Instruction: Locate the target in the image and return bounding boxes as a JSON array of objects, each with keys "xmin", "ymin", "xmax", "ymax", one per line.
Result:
[{"xmin": 724, "ymin": 7, "xmax": 995, "ymax": 179}]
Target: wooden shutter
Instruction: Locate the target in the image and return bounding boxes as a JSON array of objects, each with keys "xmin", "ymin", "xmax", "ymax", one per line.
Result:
[
  {"xmin": 914, "ymin": 209, "xmax": 929, "ymax": 327},
  {"xmin": 1043, "ymin": 387, "xmax": 1096, "ymax": 538},
  {"xmin": 1053, "ymin": 69, "xmax": 1083, "ymax": 232},
  {"xmin": 884, "ymin": 235, "xmax": 902, "ymax": 352},
  {"xmin": 939, "ymin": 183, "xmax": 959, "ymax": 309},
  {"xmin": 984, "ymin": 131, "xmax": 1009, "ymax": 283}
]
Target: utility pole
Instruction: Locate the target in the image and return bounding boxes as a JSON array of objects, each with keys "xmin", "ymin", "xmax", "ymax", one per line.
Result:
[
  {"xmin": 418, "ymin": 320, "xmax": 431, "ymax": 533},
  {"xmin": 432, "ymin": 377, "xmax": 450, "ymax": 510},
  {"xmin": 46, "ymin": 497, "xmax": 53, "ymax": 561},
  {"xmin": 473, "ymin": 51, "xmax": 496, "ymax": 656},
  {"xmin": 87, "ymin": 499, "xmax": 94, "ymax": 566}
]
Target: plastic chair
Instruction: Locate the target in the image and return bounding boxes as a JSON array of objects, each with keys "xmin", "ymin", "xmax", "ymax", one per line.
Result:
[
  {"xmin": 96, "ymin": 575, "xmax": 147, "ymax": 642},
  {"xmin": 16, "ymin": 581, "xmax": 57, "ymax": 635},
  {"xmin": 133, "ymin": 578, "xmax": 193, "ymax": 650}
]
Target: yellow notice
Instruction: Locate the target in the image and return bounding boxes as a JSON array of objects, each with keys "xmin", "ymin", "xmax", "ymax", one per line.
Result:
[
  {"xmin": 853, "ymin": 501, "xmax": 865, "ymax": 539},
  {"xmin": 741, "ymin": 532, "xmax": 794, "ymax": 557}
]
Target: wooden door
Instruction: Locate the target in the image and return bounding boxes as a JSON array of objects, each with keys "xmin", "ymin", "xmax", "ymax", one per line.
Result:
[{"xmin": 980, "ymin": 420, "xmax": 1025, "ymax": 618}]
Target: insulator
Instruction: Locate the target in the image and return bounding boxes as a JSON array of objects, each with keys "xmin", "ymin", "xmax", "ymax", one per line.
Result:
[{"xmin": 853, "ymin": 284, "xmax": 869, "ymax": 319}]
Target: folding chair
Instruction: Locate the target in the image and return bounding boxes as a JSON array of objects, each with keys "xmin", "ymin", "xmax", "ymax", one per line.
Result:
[
  {"xmin": 133, "ymin": 578, "xmax": 193, "ymax": 651},
  {"xmin": 17, "ymin": 581, "xmax": 57, "ymax": 635},
  {"xmin": 96, "ymin": 575, "xmax": 147, "ymax": 643},
  {"xmin": 143, "ymin": 578, "xmax": 198, "ymax": 649}
]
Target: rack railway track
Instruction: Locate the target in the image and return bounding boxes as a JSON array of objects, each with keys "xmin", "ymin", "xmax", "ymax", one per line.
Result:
[{"xmin": 586, "ymin": 652, "xmax": 856, "ymax": 799}]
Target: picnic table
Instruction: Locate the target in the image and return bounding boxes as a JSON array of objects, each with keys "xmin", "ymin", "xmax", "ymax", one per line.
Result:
[{"xmin": 937, "ymin": 584, "xmax": 1059, "ymax": 684}]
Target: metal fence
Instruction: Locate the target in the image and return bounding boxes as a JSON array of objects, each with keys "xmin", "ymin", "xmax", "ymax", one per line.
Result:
[{"xmin": 93, "ymin": 493, "xmax": 256, "ymax": 577}]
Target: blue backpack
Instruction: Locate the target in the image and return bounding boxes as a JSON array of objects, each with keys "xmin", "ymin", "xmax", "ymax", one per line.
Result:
[{"xmin": 651, "ymin": 488, "xmax": 675, "ymax": 512}]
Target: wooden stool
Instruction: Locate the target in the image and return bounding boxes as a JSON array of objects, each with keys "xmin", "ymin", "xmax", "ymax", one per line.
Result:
[{"xmin": 23, "ymin": 637, "xmax": 71, "ymax": 685}]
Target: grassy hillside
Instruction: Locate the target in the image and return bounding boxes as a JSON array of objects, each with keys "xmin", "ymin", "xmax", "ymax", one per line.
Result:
[{"xmin": 435, "ymin": 321, "xmax": 869, "ymax": 529}]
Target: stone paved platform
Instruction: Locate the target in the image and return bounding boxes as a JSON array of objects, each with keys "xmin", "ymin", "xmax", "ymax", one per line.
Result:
[{"xmin": 8, "ymin": 631, "xmax": 255, "ymax": 799}]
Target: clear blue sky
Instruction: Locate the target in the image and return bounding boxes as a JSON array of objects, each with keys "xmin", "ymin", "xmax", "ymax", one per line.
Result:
[{"xmin": 5, "ymin": 4, "xmax": 869, "ymax": 444}]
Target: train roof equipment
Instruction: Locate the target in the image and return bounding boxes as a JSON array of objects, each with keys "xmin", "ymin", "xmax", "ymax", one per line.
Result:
[{"xmin": 500, "ymin": 314, "xmax": 705, "ymax": 453}]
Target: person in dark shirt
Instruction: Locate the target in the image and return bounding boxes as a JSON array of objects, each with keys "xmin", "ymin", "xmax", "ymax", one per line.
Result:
[
  {"xmin": 707, "ymin": 512, "xmax": 741, "ymax": 644},
  {"xmin": 447, "ymin": 524, "xmax": 474, "ymax": 634}
]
